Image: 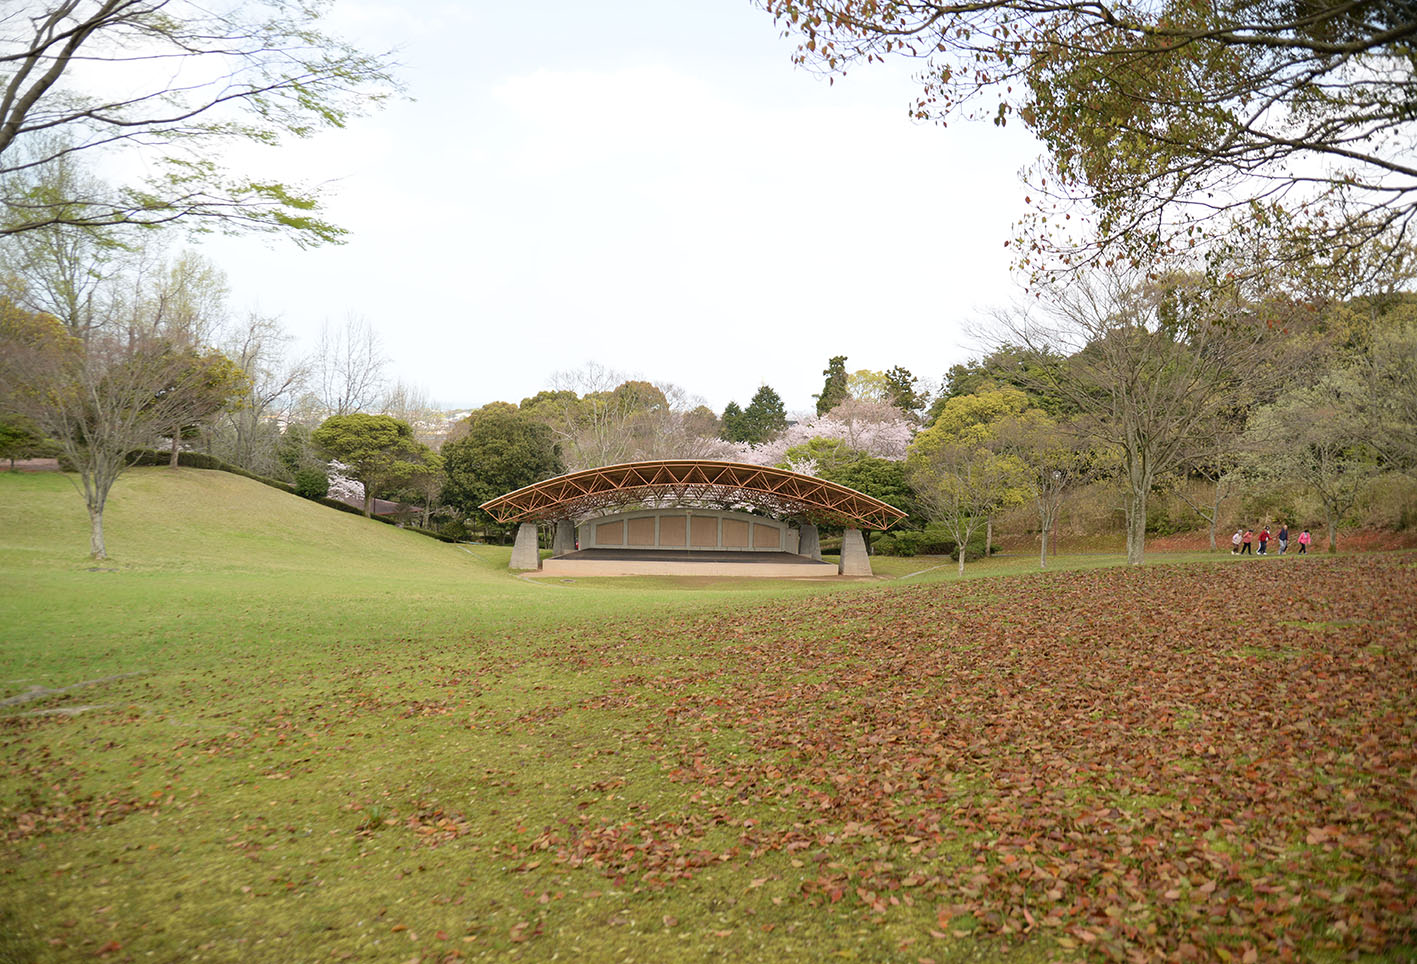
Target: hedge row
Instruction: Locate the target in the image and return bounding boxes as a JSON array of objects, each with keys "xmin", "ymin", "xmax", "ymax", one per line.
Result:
[
  {"xmin": 872, "ymin": 528, "xmax": 992, "ymax": 559},
  {"xmin": 126, "ymin": 449, "xmax": 297, "ymax": 493}
]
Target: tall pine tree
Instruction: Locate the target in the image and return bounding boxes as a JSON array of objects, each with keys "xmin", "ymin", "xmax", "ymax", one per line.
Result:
[
  {"xmin": 740, "ymin": 385, "xmax": 787, "ymax": 443},
  {"xmin": 815, "ymin": 355, "xmax": 849, "ymax": 415}
]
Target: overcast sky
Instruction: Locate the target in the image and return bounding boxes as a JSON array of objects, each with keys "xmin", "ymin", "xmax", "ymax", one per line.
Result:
[{"xmin": 200, "ymin": 0, "xmax": 1040, "ymax": 414}]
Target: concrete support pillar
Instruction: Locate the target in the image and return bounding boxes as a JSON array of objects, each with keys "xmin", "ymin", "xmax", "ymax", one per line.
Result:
[
  {"xmin": 552, "ymin": 519, "xmax": 576, "ymax": 556},
  {"xmin": 797, "ymin": 523, "xmax": 822, "ymax": 561},
  {"xmin": 839, "ymin": 527, "xmax": 872, "ymax": 576},
  {"xmin": 510, "ymin": 522, "xmax": 541, "ymax": 570}
]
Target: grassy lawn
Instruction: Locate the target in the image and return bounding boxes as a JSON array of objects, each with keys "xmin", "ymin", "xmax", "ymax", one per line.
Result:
[{"xmin": 1, "ymin": 468, "xmax": 1413, "ymax": 963}]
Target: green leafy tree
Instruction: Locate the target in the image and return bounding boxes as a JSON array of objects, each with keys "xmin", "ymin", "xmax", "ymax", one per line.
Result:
[
  {"xmin": 907, "ymin": 401, "xmax": 1029, "ymax": 575},
  {"xmin": 815, "ymin": 355, "xmax": 849, "ymax": 416},
  {"xmin": 293, "ymin": 468, "xmax": 329, "ymax": 500},
  {"xmin": 391, "ymin": 450, "xmax": 445, "ymax": 529},
  {"xmin": 933, "ymin": 344, "xmax": 1071, "ymax": 424},
  {"xmin": 683, "ymin": 404, "xmax": 720, "ymax": 441},
  {"xmin": 312, "ymin": 414, "xmax": 423, "ymax": 517},
  {"xmin": 0, "ymin": 413, "xmax": 53, "ymax": 467},
  {"xmin": 441, "ymin": 407, "xmax": 563, "ymax": 531},
  {"xmin": 609, "ymin": 380, "xmax": 669, "ymax": 414},
  {"xmin": 157, "ymin": 349, "xmax": 248, "ymax": 467},
  {"xmin": 780, "ymin": 437, "xmax": 862, "ymax": 476},
  {"xmin": 0, "ymin": 3, "xmax": 401, "ymax": 242},
  {"xmin": 276, "ymin": 423, "xmax": 320, "ymax": 481},
  {"xmin": 846, "ymin": 369, "xmax": 890, "ymax": 404},
  {"xmin": 819, "ymin": 455, "xmax": 918, "ymax": 528}
]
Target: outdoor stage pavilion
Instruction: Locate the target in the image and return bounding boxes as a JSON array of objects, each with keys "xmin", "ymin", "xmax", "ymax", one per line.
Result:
[{"xmin": 479, "ymin": 459, "xmax": 907, "ymax": 578}]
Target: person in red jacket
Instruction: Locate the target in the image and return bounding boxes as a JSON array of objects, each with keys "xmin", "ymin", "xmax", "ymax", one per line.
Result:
[{"xmin": 1258, "ymin": 526, "xmax": 1270, "ymax": 555}]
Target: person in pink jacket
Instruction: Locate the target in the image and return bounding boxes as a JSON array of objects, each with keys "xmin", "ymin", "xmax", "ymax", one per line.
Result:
[{"xmin": 1297, "ymin": 529, "xmax": 1312, "ymax": 554}]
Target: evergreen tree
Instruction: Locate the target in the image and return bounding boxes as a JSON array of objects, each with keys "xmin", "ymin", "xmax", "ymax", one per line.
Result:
[
  {"xmin": 719, "ymin": 400, "xmax": 745, "ymax": 442},
  {"xmin": 883, "ymin": 365, "xmax": 925, "ymax": 416},
  {"xmin": 739, "ymin": 385, "xmax": 788, "ymax": 444},
  {"xmin": 815, "ymin": 355, "xmax": 849, "ymax": 416}
]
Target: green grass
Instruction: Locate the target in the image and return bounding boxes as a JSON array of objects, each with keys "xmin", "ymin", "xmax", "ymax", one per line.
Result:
[
  {"xmin": 0, "ymin": 468, "xmax": 1409, "ymax": 964},
  {"xmin": 0, "ymin": 469, "xmax": 1021, "ymax": 964}
]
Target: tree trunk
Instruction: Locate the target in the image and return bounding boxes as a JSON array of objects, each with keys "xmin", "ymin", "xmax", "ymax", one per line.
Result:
[
  {"xmin": 1124, "ymin": 488, "xmax": 1147, "ymax": 567},
  {"xmin": 169, "ymin": 434, "xmax": 180, "ymax": 468},
  {"xmin": 1038, "ymin": 503, "xmax": 1053, "ymax": 570},
  {"xmin": 1326, "ymin": 511, "xmax": 1337, "ymax": 552},
  {"xmin": 88, "ymin": 502, "xmax": 107, "ymax": 560},
  {"xmin": 985, "ymin": 517, "xmax": 993, "ymax": 558},
  {"xmin": 1207, "ymin": 520, "xmax": 1217, "ymax": 551},
  {"xmin": 421, "ymin": 504, "xmax": 431, "ymax": 529},
  {"xmin": 957, "ymin": 546, "xmax": 966, "ymax": 576},
  {"xmin": 362, "ymin": 490, "xmax": 373, "ymax": 518}
]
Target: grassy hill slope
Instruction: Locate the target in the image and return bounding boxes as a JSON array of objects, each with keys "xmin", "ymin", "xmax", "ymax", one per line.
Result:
[
  {"xmin": 0, "ymin": 467, "xmax": 866, "ymax": 682},
  {"xmin": 0, "ymin": 468, "xmax": 525, "ymax": 682},
  {"xmin": 1, "ymin": 467, "xmax": 477, "ymax": 575}
]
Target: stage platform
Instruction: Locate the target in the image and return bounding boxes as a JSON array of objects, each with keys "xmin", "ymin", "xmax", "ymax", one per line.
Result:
[{"xmin": 537, "ymin": 549, "xmax": 840, "ymax": 578}]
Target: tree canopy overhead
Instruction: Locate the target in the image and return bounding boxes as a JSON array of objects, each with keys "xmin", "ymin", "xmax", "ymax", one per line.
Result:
[
  {"xmin": 0, "ymin": 0, "xmax": 402, "ymax": 242},
  {"xmin": 755, "ymin": 0, "xmax": 1417, "ymax": 273}
]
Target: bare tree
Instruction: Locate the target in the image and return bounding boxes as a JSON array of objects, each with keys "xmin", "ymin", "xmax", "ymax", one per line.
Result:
[
  {"xmin": 1165, "ymin": 422, "xmax": 1249, "ymax": 552},
  {"xmin": 314, "ymin": 315, "xmax": 386, "ymax": 417},
  {"xmin": 1244, "ymin": 373, "xmax": 1381, "ymax": 553},
  {"xmin": 215, "ymin": 313, "xmax": 308, "ymax": 474},
  {"xmin": 542, "ymin": 363, "xmax": 643, "ymax": 469},
  {"xmin": 148, "ymin": 250, "xmax": 229, "ymax": 346},
  {"xmin": 381, "ymin": 380, "xmax": 444, "ymax": 447},
  {"xmin": 993, "ymin": 409, "xmax": 1099, "ymax": 568}
]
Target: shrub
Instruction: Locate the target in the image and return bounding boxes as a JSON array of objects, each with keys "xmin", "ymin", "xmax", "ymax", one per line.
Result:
[
  {"xmin": 294, "ymin": 468, "xmax": 330, "ymax": 500},
  {"xmin": 873, "ymin": 525, "xmax": 991, "ymax": 559}
]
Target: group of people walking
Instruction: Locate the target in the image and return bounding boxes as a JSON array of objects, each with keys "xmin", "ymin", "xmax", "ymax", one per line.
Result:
[{"xmin": 1232, "ymin": 524, "xmax": 1312, "ymax": 555}]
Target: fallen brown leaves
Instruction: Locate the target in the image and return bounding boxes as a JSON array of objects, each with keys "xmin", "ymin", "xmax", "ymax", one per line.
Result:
[{"xmin": 624, "ymin": 555, "xmax": 1416, "ymax": 961}]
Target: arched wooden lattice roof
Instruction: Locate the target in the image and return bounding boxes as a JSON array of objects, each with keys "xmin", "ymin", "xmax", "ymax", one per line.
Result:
[{"xmin": 480, "ymin": 460, "xmax": 907, "ymax": 529}]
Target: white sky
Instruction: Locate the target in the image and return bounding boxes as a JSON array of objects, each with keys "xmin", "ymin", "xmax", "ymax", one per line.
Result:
[{"xmin": 198, "ymin": 0, "xmax": 1041, "ymax": 413}]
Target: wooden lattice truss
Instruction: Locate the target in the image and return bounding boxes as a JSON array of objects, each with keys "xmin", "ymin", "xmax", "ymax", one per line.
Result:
[{"xmin": 480, "ymin": 460, "xmax": 908, "ymax": 530}]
